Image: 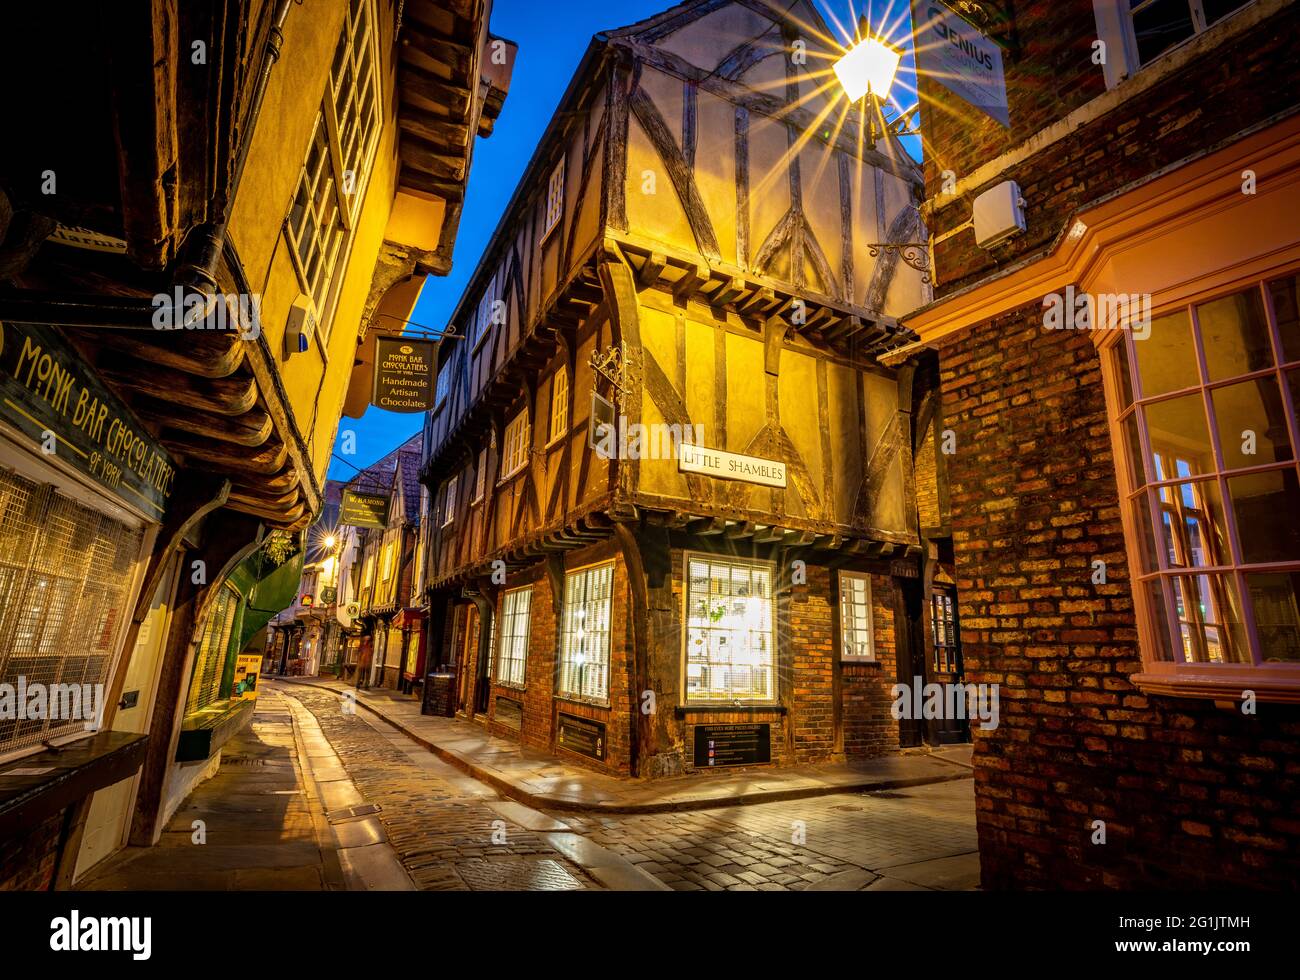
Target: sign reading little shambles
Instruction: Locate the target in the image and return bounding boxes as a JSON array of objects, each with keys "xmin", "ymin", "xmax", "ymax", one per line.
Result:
[
  {"xmin": 372, "ymin": 336, "xmax": 436, "ymax": 412},
  {"xmin": 0, "ymin": 321, "xmax": 175, "ymax": 515},
  {"xmin": 678, "ymin": 443, "xmax": 787, "ymax": 489},
  {"xmin": 339, "ymin": 489, "xmax": 390, "ymax": 528}
]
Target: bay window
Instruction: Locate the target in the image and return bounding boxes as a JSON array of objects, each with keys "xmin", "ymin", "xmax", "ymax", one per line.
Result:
[
  {"xmin": 683, "ymin": 554, "xmax": 775, "ymax": 703},
  {"xmin": 1105, "ymin": 272, "xmax": 1300, "ymax": 696},
  {"xmin": 558, "ymin": 562, "xmax": 613, "ymax": 703}
]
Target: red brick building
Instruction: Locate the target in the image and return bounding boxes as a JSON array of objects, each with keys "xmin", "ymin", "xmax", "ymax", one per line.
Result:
[{"xmin": 905, "ymin": 0, "xmax": 1300, "ymax": 887}]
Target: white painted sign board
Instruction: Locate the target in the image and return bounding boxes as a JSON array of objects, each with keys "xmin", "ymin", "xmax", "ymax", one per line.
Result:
[
  {"xmin": 912, "ymin": 1, "xmax": 1010, "ymax": 127},
  {"xmin": 678, "ymin": 444, "xmax": 787, "ymax": 489}
]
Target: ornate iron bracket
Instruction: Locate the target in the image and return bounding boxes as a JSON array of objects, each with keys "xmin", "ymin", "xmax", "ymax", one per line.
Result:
[
  {"xmin": 865, "ymin": 242, "xmax": 932, "ymax": 285},
  {"xmin": 588, "ymin": 345, "xmax": 639, "ymax": 402}
]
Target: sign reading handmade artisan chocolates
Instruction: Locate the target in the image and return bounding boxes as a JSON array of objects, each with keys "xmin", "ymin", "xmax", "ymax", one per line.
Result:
[
  {"xmin": 694, "ymin": 723, "xmax": 772, "ymax": 768},
  {"xmin": 339, "ymin": 488, "xmax": 390, "ymax": 528},
  {"xmin": 372, "ymin": 336, "xmax": 436, "ymax": 412},
  {"xmin": 0, "ymin": 321, "xmax": 175, "ymax": 516},
  {"xmin": 678, "ymin": 443, "xmax": 787, "ymax": 488},
  {"xmin": 557, "ymin": 712, "xmax": 605, "ymax": 761},
  {"xmin": 494, "ymin": 696, "xmax": 523, "ymax": 731}
]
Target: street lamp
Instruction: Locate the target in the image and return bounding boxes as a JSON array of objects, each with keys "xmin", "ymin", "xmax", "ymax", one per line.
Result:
[{"xmin": 836, "ymin": 17, "xmax": 932, "ymax": 286}]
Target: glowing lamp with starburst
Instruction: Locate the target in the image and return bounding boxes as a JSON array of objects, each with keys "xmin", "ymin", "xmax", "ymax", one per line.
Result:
[{"xmin": 833, "ymin": 34, "xmax": 902, "ymax": 102}]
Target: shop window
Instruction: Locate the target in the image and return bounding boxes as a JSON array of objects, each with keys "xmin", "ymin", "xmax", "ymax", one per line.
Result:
[
  {"xmin": 1105, "ymin": 273, "xmax": 1300, "ymax": 694},
  {"xmin": 839, "ymin": 572, "xmax": 875, "ymax": 661},
  {"xmin": 496, "ymin": 587, "xmax": 532, "ymax": 688},
  {"xmin": 549, "ymin": 366, "xmax": 569, "ymax": 444},
  {"xmin": 185, "ymin": 585, "xmax": 240, "ymax": 714},
  {"xmin": 285, "ymin": 0, "xmax": 380, "ymax": 338},
  {"xmin": 501, "ymin": 408, "xmax": 531, "ymax": 481},
  {"xmin": 542, "ymin": 157, "xmax": 565, "ymax": 241},
  {"xmin": 0, "ymin": 472, "xmax": 143, "ymax": 758},
  {"xmin": 931, "ymin": 591, "xmax": 958, "ymax": 672},
  {"xmin": 558, "ymin": 562, "xmax": 613, "ymax": 703},
  {"xmin": 684, "ymin": 555, "xmax": 775, "ymax": 703}
]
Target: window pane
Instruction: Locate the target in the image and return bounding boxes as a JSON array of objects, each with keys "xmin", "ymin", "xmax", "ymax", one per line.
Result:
[
  {"xmin": 1169, "ymin": 572, "xmax": 1249, "ymax": 664},
  {"xmin": 1130, "ymin": 494, "xmax": 1162, "ymax": 573},
  {"xmin": 1132, "ymin": 0, "xmax": 1196, "ymax": 65},
  {"xmin": 1227, "ymin": 469, "xmax": 1300, "ymax": 564},
  {"xmin": 686, "ymin": 556, "xmax": 776, "ymax": 701},
  {"xmin": 1121, "ymin": 411, "xmax": 1147, "ymax": 484},
  {"xmin": 1245, "ymin": 571, "xmax": 1300, "ymax": 663},
  {"xmin": 1211, "ymin": 377, "xmax": 1294, "ymax": 470},
  {"xmin": 1143, "ymin": 394, "xmax": 1212, "ymax": 472},
  {"xmin": 1197, "ymin": 287, "xmax": 1272, "ymax": 381},
  {"xmin": 1114, "ymin": 337, "xmax": 1136, "ymax": 408},
  {"xmin": 1268, "ymin": 274, "xmax": 1300, "ymax": 363},
  {"xmin": 1134, "ymin": 309, "xmax": 1199, "ymax": 397},
  {"xmin": 1141, "ymin": 577, "xmax": 1176, "ymax": 662},
  {"xmin": 1153, "ymin": 479, "xmax": 1228, "ymax": 570},
  {"xmin": 1201, "ymin": 0, "xmax": 1252, "ymax": 26}
]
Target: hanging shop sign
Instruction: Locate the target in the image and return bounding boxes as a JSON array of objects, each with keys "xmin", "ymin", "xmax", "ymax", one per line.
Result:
[
  {"xmin": 320, "ymin": 586, "xmax": 338, "ymax": 604},
  {"xmin": 371, "ymin": 336, "xmax": 437, "ymax": 412},
  {"xmin": 0, "ymin": 321, "xmax": 176, "ymax": 517},
  {"xmin": 588, "ymin": 390, "xmax": 616, "ymax": 454},
  {"xmin": 557, "ymin": 712, "xmax": 606, "ymax": 761},
  {"xmin": 678, "ymin": 443, "xmax": 787, "ymax": 489},
  {"xmin": 694, "ymin": 723, "xmax": 772, "ymax": 768},
  {"xmin": 912, "ymin": 1, "xmax": 1009, "ymax": 126},
  {"xmin": 339, "ymin": 488, "xmax": 390, "ymax": 528}
]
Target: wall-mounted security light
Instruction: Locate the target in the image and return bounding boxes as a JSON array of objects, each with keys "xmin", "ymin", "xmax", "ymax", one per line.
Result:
[
  {"xmin": 972, "ymin": 180, "xmax": 1027, "ymax": 249},
  {"xmin": 285, "ymin": 293, "xmax": 318, "ymax": 355}
]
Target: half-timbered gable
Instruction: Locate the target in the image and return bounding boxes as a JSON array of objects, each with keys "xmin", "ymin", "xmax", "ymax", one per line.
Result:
[{"xmin": 419, "ymin": 0, "xmax": 939, "ymax": 778}]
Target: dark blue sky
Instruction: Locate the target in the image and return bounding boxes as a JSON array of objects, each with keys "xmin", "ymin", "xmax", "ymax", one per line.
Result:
[{"xmin": 329, "ymin": 0, "xmax": 918, "ymax": 482}]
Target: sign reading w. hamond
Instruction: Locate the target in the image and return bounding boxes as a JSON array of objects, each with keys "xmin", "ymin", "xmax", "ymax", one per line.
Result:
[
  {"xmin": 339, "ymin": 488, "xmax": 390, "ymax": 528},
  {"xmin": 0, "ymin": 321, "xmax": 176, "ymax": 515},
  {"xmin": 912, "ymin": 0, "xmax": 1009, "ymax": 127}
]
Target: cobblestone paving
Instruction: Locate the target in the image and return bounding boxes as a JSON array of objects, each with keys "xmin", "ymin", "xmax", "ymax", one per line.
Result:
[
  {"xmin": 283, "ymin": 687, "xmax": 598, "ymax": 891},
  {"xmin": 550, "ymin": 781, "xmax": 978, "ymax": 891}
]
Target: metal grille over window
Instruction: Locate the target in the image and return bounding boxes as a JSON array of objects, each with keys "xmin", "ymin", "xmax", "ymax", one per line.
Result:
[
  {"xmin": 185, "ymin": 586, "xmax": 239, "ymax": 714},
  {"xmin": 932, "ymin": 591, "xmax": 958, "ymax": 672},
  {"xmin": 1110, "ymin": 274, "xmax": 1300, "ymax": 666},
  {"xmin": 685, "ymin": 556, "xmax": 775, "ymax": 702},
  {"xmin": 496, "ymin": 587, "xmax": 531, "ymax": 687},
  {"xmin": 558, "ymin": 563, "xmax": 613, "ymax": 702},
  {"xmin": 839, "ymin": 572, "xmax": 874, "ymax": 660},
  {"xmin": 0, "ymin": 471, "xmax": 142, "ymax": 757}
]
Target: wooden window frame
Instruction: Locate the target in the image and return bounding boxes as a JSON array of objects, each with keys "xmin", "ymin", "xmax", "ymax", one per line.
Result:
[
  {"xmin": 499, "ymin": 409, "xmax": 531, "ymax": 483},
  {"xmin": 495, "ymin": 586, "xmax": 532, "ymax": 689},
  {"xmin": 681, "ymin": 552, "xmax": 779, "ymax": 706},
  {"xmin": 547, "ymin": 365, "xmax": 569, "ymax": 448},
  {"xmin": 557, "ymin": 560, "xmax": 614, "ymax": 706},
  {"xmin": 1099, "ymin": 261, "xmax": 1300, "ymax": 702},
  {"xmin": 540, "ymin": 157, "xmax": 565, "ymax": 243},
  {"xmin": 837, "ymin": 571, "xmax": 876, "ymax": 662}
]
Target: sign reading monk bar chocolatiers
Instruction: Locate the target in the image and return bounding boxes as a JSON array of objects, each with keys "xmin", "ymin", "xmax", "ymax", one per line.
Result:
[
  {"xmin": 371, "ymin": 336, "xmax": 436, "ymax": 413},
  {"xmin": 0, "ymin": 321, "xmax": 176, "ymax": 515}
]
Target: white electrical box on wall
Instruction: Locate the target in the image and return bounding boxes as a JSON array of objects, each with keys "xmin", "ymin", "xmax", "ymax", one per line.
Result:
[
  {"xmin": 973, "ymin": 180, "xmax": 1026, "ymax": 249},
  {"xmin": 285, "ymin": 293, "xmax": 318, "ymax": 355}
]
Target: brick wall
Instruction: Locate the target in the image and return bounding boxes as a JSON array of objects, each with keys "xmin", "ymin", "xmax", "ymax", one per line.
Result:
[
  {"xmin": 938, "ymin": 301, "xmax": 1300, "ymax": 889},
  {"xmin": 0, "ymin": 809, "xmax": 63, "ymax": 891},
  {"xmin": 921, "ymin": 3, "xmax": 1300, "ymax": 295},
  {"xmin": 841, "ymin": 573, "xmax": 900, "ymax": 758}
]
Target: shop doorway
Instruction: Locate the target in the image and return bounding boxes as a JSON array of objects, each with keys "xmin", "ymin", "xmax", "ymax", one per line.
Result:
[{"xmin": 929, "ymin": 585, "xmax": 969, "ymax": 744}]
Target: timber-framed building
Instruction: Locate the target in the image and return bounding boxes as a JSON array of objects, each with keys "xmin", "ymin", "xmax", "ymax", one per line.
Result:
[{"xmin": 420, "ymin": 0, "xmax": 943, "ymax": 777}]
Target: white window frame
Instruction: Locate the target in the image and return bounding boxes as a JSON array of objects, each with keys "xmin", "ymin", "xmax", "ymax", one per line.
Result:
[
  {"xmin": 495, "ymin": 586, "xmax": 533, "ymax": 689},
  {"xmin": 441, "ymin": 474, "xmax": 458, "ymax": 528},
  {"xmin": 682, "ymin": 553, "xmax": 777, "ymax": 705},
  {"xmin": 500, "ymin": 409, "xmax": 531, "ymax": 482},
  {"xmin": 1093, "ymin": 0, "xmax": 1256, "ymax": 88},
  {"xmin": 548, "ymin": 365, "xmax": 569, "ymax": 446},
  {"xmin": 558, "ymin": 561, "xmax": 614, "ymax": 704},
  {"xmin": 838, "ymin": 571, "xmax": 876, "ymax": 662},
  {"xmin": 473, "ymin": 447, "xmax": 488, "ymax": 503},
  {"xmin": 434, "ymin": 359, "xmax": 452, "ymax": 410},
  {"xmin": 284, "ymin": 0, "xmax": 382, "ymax": 343},
  {"xmin": 541, "ymin": 157, "xmax": 565, "ymax": 242}
]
